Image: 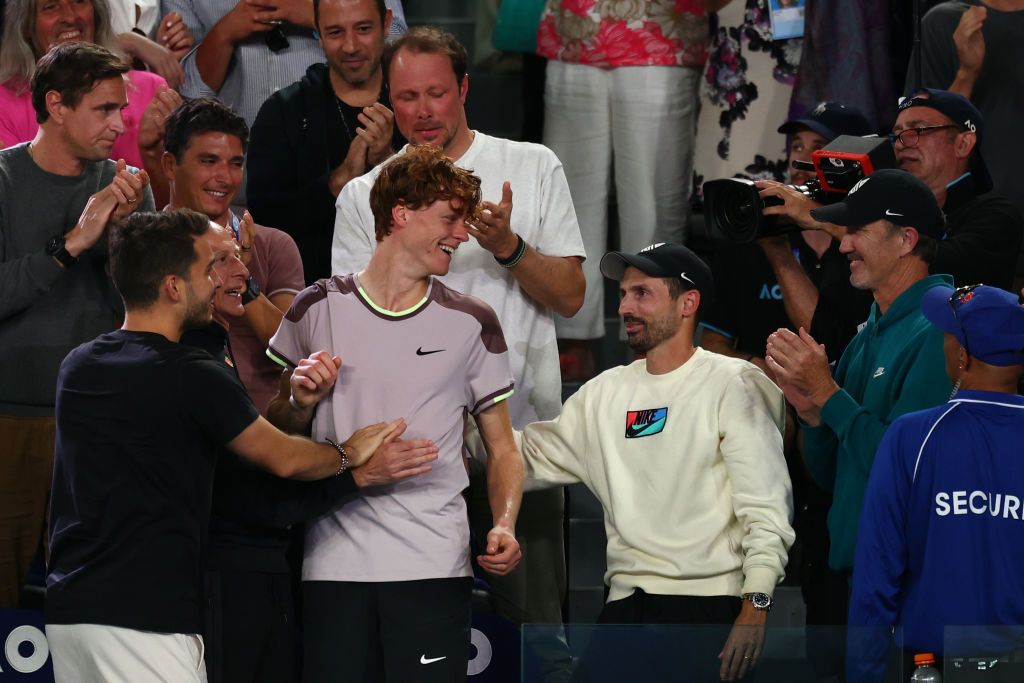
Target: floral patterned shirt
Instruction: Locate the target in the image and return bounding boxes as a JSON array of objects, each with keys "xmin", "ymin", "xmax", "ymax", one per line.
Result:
[{"xmin": 537, "ymin": 0, "xmax": 708, "ymax": 68}]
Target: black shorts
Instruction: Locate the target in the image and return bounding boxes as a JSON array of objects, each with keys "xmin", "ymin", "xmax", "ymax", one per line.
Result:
[{"xmin": 302, "ymin": 577, "xmax": 473, "ymax": 683}]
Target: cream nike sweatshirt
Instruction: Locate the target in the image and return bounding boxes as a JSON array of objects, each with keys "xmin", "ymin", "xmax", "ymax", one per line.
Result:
[{"xmin": 519, "ymin": 348, "xmax": 795, "ymax": 602}]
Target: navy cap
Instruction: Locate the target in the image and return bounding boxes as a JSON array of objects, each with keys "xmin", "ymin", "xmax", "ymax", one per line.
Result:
[
  {"xmin": 778, "ymin": 101, "xmax": 874, "ymax": 141},
  {"xmin": 921, "ymin": 285, "xmax": 1024, "ymax": 366},
  {"xmin": 600, "ymin": 242, "xmax": 714, "ymax": 308},
  {"xmin": 898, "ymin": 88, "xmax": 993, "ymax": 193},
  {"xmin": 809, "ymin": 169, "xmax": 945, "ymax": 239}
]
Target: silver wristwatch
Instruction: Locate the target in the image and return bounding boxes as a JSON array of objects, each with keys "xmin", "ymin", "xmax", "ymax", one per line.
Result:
[{"xmin": 743, "ymin": 592, "xmax": 773, "ymax": 612}]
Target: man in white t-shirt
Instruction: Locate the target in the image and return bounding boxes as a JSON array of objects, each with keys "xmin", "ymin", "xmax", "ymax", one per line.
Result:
[
  {"xmin": 332, "ymin": 26, "xmax": 585, "ymax": 633},
  {"xmin": 519, "ymin": 243, "xmax": 795, "ymax": 682}
]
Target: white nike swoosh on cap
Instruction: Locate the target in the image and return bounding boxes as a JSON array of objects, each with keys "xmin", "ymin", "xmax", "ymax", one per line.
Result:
[
  {"xmin": 885, "ymin": 209, "xmax": 904, "ymax": 217},
  {"xmin": 421, "ymin": 655, "xmax": 447, "ymax": 664}
]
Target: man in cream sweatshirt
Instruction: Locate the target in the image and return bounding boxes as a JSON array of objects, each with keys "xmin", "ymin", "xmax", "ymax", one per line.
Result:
[{"xmin": 517, "ymin": 242, "xmax": 795, "ymax": 682}]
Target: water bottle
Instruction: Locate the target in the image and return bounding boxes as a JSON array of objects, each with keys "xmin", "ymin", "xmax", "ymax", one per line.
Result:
[{"xmin": 910, "ymin": 653, "xmax": 942, "ymax": 682}]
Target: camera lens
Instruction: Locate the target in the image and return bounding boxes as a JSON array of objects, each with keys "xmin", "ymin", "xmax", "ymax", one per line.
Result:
[
  {"xmin": 703, "ymin": 179, "xmax": 764, "ymax": 243},
  {"xmin": 720, "ymin": 193, "xmax": 755, "ymax": 235}
]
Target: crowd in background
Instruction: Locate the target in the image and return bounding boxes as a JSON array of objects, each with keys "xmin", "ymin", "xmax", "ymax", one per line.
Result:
[{"xmin": 2, "ymin": 0, "xmax": 1024, "ymax": 682}]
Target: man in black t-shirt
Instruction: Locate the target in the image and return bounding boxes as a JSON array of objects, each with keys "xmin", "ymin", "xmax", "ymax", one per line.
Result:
[
  {"xmin": 45, "ymin": 210, "xmax": 421, "ymax": 683},
  {"xmin": 183, "ymin": 223, "xmax": 439, "ymax": 683},
  {"xmin": 707, "ymin": 102, "xmax": 876, "ymax": 683},
  {"xmin": 702, "ymin": 102, "xmax": 874, "ymax": 369}
]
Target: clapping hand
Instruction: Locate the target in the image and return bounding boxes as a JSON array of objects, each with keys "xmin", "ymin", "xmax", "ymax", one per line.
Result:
[{"xmin": 467, "ymin": 181, "xmax": 518, "ymax": 259}]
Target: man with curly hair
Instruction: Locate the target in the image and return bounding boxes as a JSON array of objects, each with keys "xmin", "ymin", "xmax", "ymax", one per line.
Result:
[
  {"xmin": 333, "ymin": 29, "xmax": 585, "ymax": 652},
  {"xmin": 269, "ymin": 145, "xmax": 524, "ymax": 683}
]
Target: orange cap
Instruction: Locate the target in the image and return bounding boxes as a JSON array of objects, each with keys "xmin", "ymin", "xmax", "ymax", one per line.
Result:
[{"xmin": 914, "ymin": 653, "xmax": 936, "ymax": 666}]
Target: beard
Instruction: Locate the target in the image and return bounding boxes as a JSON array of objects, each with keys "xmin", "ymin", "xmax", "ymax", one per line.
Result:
[
  {"xmin": 624, "ymin": 313, "xmax": 679, "ymax": 353},
  {"xmin": 181, "ymin": 281, "xmax": 213, "ymax": 331},
  {"xmin": 332, "ymin": 50, "xmax": 383, "ymax": 87}
]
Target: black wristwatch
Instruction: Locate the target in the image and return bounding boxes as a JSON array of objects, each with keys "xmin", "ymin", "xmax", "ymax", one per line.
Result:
[
  {"xmin": 241, "ymin": 275, "xmax": 261, "ymax": 305},
  {"xmin": 45, "ymin": 235, "xmax": 78, "ymax": 269},
  {"xmin": 743, "ymin": 592, "xmax": 773, "ymax": 612}
]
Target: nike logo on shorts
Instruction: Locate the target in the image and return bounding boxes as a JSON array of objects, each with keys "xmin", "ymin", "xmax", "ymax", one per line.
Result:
[{"xmin": 420, "ymin": 654, "xmax": 447, "ymax": 664}]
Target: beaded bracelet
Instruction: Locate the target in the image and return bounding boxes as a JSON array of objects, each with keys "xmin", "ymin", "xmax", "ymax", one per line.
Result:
[
  {"xmin": 324, "ymin": 437, "xmax": 349, "ymax": 477},
  {"xmin": 495, "ymin": 234, "xmax": 527, "ymax": 269}
]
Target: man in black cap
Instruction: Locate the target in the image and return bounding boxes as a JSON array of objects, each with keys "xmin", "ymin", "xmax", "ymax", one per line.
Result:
[
  {"xmin": 760, "ymin": 88, "xmax": 1022, "ymax": 292},
  {"xmin": 778, "ymin": 101, "xmax": 875, "ymax": 189},
  {"xmin": 765, "ymin": 170, "xmax": 955, "ymax": 633},
  {"xmin": 703, "ymin": 101, "xmax": 875, "ymax": 372},
  {"xmin": 516, "ymin": 243, "xmax": 795, "ymax": 682},
  {"xmin": 906, "ymin": 0, "xmax": 1024, "ymax": 290}
]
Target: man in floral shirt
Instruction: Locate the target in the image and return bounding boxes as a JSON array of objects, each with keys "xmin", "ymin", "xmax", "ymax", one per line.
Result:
[{"xmin": 539, "ymin": 0, "xmax": 708, "ymax": 378}]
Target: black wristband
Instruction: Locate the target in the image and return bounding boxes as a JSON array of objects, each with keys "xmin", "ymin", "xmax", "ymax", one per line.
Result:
[
  {"xmin": 495, "ymin": 235, "xmax": 526, "ymax": 269},
  {"xmin": 46, "ymin": 235, "xmax": 78, "ymax": 269},
  {"xmin": 241, "ymin": 275, "xmax": 261, "ymax": 305}
]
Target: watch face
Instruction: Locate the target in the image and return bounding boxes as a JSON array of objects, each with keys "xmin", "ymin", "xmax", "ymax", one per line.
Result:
[{"xmin": 751, "ymin": 593, "xmax": 771, "ymax": 609}]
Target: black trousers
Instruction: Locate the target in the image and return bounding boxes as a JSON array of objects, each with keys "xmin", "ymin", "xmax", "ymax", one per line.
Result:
[
  {"xmin": 302, "ymin": 577, "xmax": 473, "ymax": 683},
  {"xmin": 572, "ymin": 590, "xmax": 743, "ymax": 683},
  {"xmin": 204, "ymin": 569, "xmax": 298, "ymax": 683}
]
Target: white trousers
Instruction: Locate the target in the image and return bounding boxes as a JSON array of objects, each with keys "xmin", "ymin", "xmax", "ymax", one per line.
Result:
[
  {"xmin": 544, "ymin": 61, "xmax": 700, "ymax": 339},
  {"xmin": 47, "ymin": 623, "xmax": 207, "ymax": 683}
]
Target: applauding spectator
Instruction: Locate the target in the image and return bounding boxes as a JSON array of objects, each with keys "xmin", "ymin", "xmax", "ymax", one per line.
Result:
[
  {"xmin": 907, "ymin": 1, "xmax": 1024, "ymax": 290},
  {"xmin": 0, "ymin": 0, "xmax": 178, "ymax": 204},
  {"xmin": 0, "ymin": 42, "xmax": 154, "ymax": 609}
]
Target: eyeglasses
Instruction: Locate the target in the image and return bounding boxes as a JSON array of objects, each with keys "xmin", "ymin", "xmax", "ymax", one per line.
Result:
[
  {"xmin": 948, "ymin": 284, "xmax": 981, "ymax": 357},
  {"xmin": 888, "ymin": 124, "xmax": 960, "ymax": 148}
]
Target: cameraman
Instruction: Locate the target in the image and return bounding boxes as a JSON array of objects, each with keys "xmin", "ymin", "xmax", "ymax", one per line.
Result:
[
  {"xmin": 757, "ymin": 89, "xmax": 1022, "ymax": 292},
  {"xmin": 700, "ymin": 102, "xmax": 873, "ymax": 370},
  {"xmin": 701, "ymin": 102, "xmax": 876, "ymax": 683}
]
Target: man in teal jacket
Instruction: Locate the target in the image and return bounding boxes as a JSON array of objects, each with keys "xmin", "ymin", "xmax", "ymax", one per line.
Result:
[{"xmin": 766, "ymin": 169, "xmax": 954, "ymax": 576}]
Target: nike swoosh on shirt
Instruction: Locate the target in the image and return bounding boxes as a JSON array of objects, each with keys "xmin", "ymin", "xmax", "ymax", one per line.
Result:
[
  {"xmin": 416, "ymin": 347, "xmax": 445, "ymax": 356},
  {"xmin": 625, "ymin": 417, "xmax": 667, "ymax": 439},
  {"xmin": 421, "ymin": 655, "xmax": 447, "ymax": 664}
]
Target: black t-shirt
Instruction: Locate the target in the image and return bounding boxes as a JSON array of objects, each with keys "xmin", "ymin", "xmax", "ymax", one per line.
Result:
[
  {"xmin": 180, "ymin": 323, "xmax": 358, "ymax": 574},
  {"xmin": 46, "ymin": 330, "xmax": 260, "ymax": 634},
  {"xmin": 702, "ymin": 237, "xmax": 872, "ymax": 363},
  {"xmin": 702, "ymin": 237, "xmax": 821, "ymax": 357},
  {"xmin": 931, "ymin": 175, "xmax": 1023, "ymax": 292}
]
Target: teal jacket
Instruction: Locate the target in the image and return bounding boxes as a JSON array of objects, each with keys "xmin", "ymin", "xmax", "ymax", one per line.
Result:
[{"xmin": 804, "ymin": 274, "xmax": 954, "ymax": 571}]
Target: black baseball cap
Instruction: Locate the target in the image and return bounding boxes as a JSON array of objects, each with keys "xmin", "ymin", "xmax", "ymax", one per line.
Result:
[
  {"xmin": 600, "ymin": 242, "xmax": 714, "ymax": 307},
  {"xmin": 897, "ymin": 87, "xmax": 993, "ymax": 193},
  {"xmin": 809, "ymin": 168, "xmax": 945, "ymax": 239},
  {"xmin": 778, "ymin": 101, "xmax": 873, "ymax": 140}
]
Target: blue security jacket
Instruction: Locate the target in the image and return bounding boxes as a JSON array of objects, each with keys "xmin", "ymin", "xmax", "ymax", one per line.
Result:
[{"xmin": 848, "ymin": 391, "xmax": 1024, "ymax": 682}]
